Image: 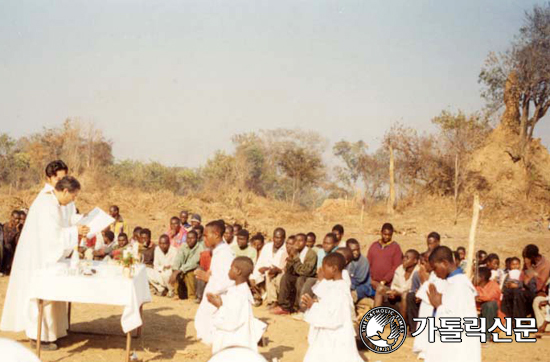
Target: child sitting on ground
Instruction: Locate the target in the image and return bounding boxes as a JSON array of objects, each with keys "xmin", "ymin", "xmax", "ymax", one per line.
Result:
[
  {"xmin": 300, "ymin": 253, "xmax": 364, "ymax": 362},
  {"xmin": 206, "ymin": 256, "xmax": 266, "ymax": 354},
  {"xmin": 485, "ymin": 253, "xmax": 505, "ymax": 285}
]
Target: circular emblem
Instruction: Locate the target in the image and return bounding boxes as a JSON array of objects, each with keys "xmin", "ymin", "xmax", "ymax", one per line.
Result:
[{"xmin": 359, "ymin": 306, "xmax": 407, "ymax": 354}]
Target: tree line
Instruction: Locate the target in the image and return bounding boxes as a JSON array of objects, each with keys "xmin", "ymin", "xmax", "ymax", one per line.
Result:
[{"xmin": 1, "ymin": 3, "xmax": 550, "ymax": 214}]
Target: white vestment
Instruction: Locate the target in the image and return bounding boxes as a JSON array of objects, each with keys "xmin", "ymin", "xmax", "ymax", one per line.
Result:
[
  {"xmin": 195, "ymin": 242, "xmax": 235, "ymax": 345},
  {"xmin": 211, "ymin": 283, "xmax": 266, "ymax": 354},
  {"xmin": 425, "ymin": 273, "xmax": 481, "ymax": 362},
  {"xmin": 413, "ymin": 272, "xmax": 447, "ymax": 356},
  {"xmin": 250, "ymin": 242, "xmax": 287, "ymax": 284},
  {"xmin": 0, "ymin": 338, "xmax": 42, "ymax": 362},
  {"xmin": 147, "ymin": 246, "xmax": 178, "ymax": 293},
  {"xmin": 304, "ymin": 279, "xmax": 363, "ymax": 362},
  {"xmin": 1, "ymin": 188, "xmax": 79, "ymax": 342}
]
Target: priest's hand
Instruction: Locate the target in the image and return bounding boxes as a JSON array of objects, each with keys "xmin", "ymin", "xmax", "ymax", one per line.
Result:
[
  {"xmin": 77, "ymin": 225, "xmax": 90, "ymax": 236},
  {"xmin": 427, "ymin": 283, "xmax": 442, "ymax": 309},
  {"xmin": 206, "ymin": 293, "xmax": 222, "ymax": 308}
]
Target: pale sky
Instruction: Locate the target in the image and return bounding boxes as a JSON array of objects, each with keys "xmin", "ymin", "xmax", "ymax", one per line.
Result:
[{"xmin": 1, "ymin": 0, "xmax": 549, "ymax": 167}]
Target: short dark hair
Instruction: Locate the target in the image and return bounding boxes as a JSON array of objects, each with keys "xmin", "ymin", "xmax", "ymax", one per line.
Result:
[
  {"xmin": 306, "ymin": 232, "xmax": 316, "ymax": 240},
  {"xmin": 336, "ymin": 247, "xmax": 352, "ymax": 264},
  {"xmin": 233, "ymin": 256, "xmax": 254, "ymax": 277},
  {"xmin": 54, "ymin": 176, "xmax": 81, "ymax": 193},
  {"xmin": 457, "ymin": 246, "xmax": 466, "ymax": 253},
  {"xmin": 159, "ymin": 234, "xmax": 170, "ymax": 242},
  {"xmin": 477, "ymin": 267, "xmax": 491, "ymax": 282},
  {"xmin": 381, "ymin": 223, "xmax": 394, "ymax": 233},
  {"xmin": 11, "ymin": 209, "xmax": 19, "ymax": 217},
  {"xmin": 45, "ymin": 160, "xmax": 68, "ymax": 178},
  {"xmin": 104, "ymin": 231, "xmax": 115, "ymax": 242},
  {"xmin": 233, "ymin": 223, "xmax": 243, "ymax": 230},
  {"xmin": 346, "ymin": 238, "xmax": 359, "ymax": 248},
  {"xmin": 194, "ymin": 224, "xmax": 204, "ymax": 234},
  {"xmin": 274, "ymin": 227, "xmax": 286, "ymax": 238},
  {"xmin": 171, "ymin": 216, "xmax": 181, "ymax": 223},
  {"xmin": 323, "ymin": 252, "xmax": 346, "ymax": 271},
  {"xmin": 296, "ymin": 233, "xmax": 307, "ymax": 240},
  {"xmin": 206, "ymin": 219, "xmax": 225, "ymax": 237},
  {"xmin": 429, "ymin": 246, "xmax": 454, "ymax": 264},
  {"xmin": 250, "ymin": 233, "xmax": 265, "ymax": 243},
  {"xmin": 187, "ymin": 230, "xmax": 198, "ymax": 238},
  {"xmin": 237, "ymin": 229, "xmax": 250, "ymax": 240},
  {"xmin": 427, "ymin": 232, "xmax": 440, "ymax": 241},
  {"xmin": 476, "ymin": 250, "xmax": 487, "ymax": 258},
  {"xmin": 523, "ymin": 244, "xmax": 540, "ymax": 260},
  {"xmin": 133, "ymin": 226, "xmax": 142, "ymax": 233},
  {"xmin": 110, "ymin": 205, "xmax": 120, "ymax": 212},
  {"xmin": 325, "ymin": 232, "xmax": 338, "ymax": 244},
  {"xmin": 510, "ymin": 256, "xmax": 521, "ymax": 264},
  {"xmin": 485, "ymin": 253, "xmax": 499, "ymax": 263},
  {"xmin": 118, "ymin": 232, "xmax": 128, "ymax": 240},
  {"xmin": 140, "ymin": 228, "xmax": 151, "ymax": 238},
  {"xmin": 332, "ymin": 224, "xmax": 344, "ymax": 234},
  {"xmin": 406, "ymin": 249, "xmax": 420, "ymax": 261}
]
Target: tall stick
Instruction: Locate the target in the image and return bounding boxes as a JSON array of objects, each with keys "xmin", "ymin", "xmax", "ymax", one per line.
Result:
[
  {"xmin": 388, "ymin": 144, "xmax": 395, "ymax": 215},
  {"xmin": 465, "ymin": 194, "xmax": 481, "ymax": 279},
  {"xmin": 36, "ymin": 299, "xmax": 44, "ymax": 358}
]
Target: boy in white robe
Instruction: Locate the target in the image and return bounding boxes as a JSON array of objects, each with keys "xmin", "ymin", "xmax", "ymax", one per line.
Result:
[
  {"xmin": 425, "ymin": 246, "xmax": 481, "ymax": 362},
  {"xmin": 301, "ymin": 253, "xmax": 364, "ymax": 362},
  {"xmin": 194, "ymin": 220, "xmax": 235, "ymax": 345},
  {"xmin": 207, "ymin": 256, "xmax": 266, "ymax": 354}
]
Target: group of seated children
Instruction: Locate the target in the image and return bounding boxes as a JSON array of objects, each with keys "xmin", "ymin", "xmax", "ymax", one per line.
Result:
[{"xmin": 77, "ymin": 206, "xmax": 550, "ymax": 361}]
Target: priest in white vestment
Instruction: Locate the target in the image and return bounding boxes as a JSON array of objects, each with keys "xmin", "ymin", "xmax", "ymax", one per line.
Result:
[
  {"xmin": 0, "ymin": 176, "xmax": 88, "ymax": 347},
  {"xmin": 194, "ymin": 220, "xmax": 235, "ymax": 345}
]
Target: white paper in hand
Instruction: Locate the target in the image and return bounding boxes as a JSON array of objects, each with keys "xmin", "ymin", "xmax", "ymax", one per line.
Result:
[{"xmin": 78, "ymin": 207, "xmax": 115, "ymax": 238}]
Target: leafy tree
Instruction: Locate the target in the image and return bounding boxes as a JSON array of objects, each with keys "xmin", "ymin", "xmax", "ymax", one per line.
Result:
[{"xmin": 479, "ymin": 3, "xmax": 550, "ymax": 158}]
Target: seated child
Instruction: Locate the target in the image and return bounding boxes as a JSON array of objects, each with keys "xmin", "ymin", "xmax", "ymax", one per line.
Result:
[
  {"xmin": 306, "ymin": 232, "xmax": 317, "ymax": 249},
  {"xmin": 273, "ymin": 233, "xmax": 317, "ymax": 315},
  {"xmin": 206, "ymin": 256, "xmax": 266, "ymax": 354},
  {"xmin": 169, "ymin": 230, "xmax": 204, "ymax": 300},
  {"xmin": 250, "ymin": 233, "xmax": 265, "ymax": 263},
  {"xmin": 374, "ymin": 249, "xmax": 419, "ymax": 312},
  {"xmin": 300, "ymin": 253, "xmax": 364, "ymax": 362},
  {"xmin": 230, "ymin": 229, "xmax": 257, "ymax": 261},
  {"xmin": 474, "ymin": 267, "xmax": 505, "ymax": 341},
  {"xmin": 485, "ymin": 253, "xmax": 505, "ymax": 285},
  {"xmin": 90, "ymin": 230, "xmax": 115, "ymax": 260},
  {"xmin": 147, "ymin": 235, "xmax": 178, "ymax": 297}
]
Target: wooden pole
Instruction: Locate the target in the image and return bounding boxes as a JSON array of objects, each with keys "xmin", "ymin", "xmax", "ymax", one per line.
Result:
[
  {"xmin": 388, "ymin": 144, "xmax": 395, "ymax": 215},
  {"xmin": 465, "ymin": 194, "xmax": 481, "ymax": 279},
  {"xmin": 126, "ymin": 332, "xmax": 132, "ymax": 362},
  {"xmin": 36, "ymin": 299, "xmax": 44, "ymax": 358}
]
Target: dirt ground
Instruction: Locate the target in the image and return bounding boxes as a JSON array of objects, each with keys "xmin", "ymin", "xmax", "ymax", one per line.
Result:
[
  {"xmin": 2, "ymin": 188, "xmax": 550, "ymax": 361},
  {"xmin": 1, "ymin": 220, "xmax": 550, "ymax": 362}
]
